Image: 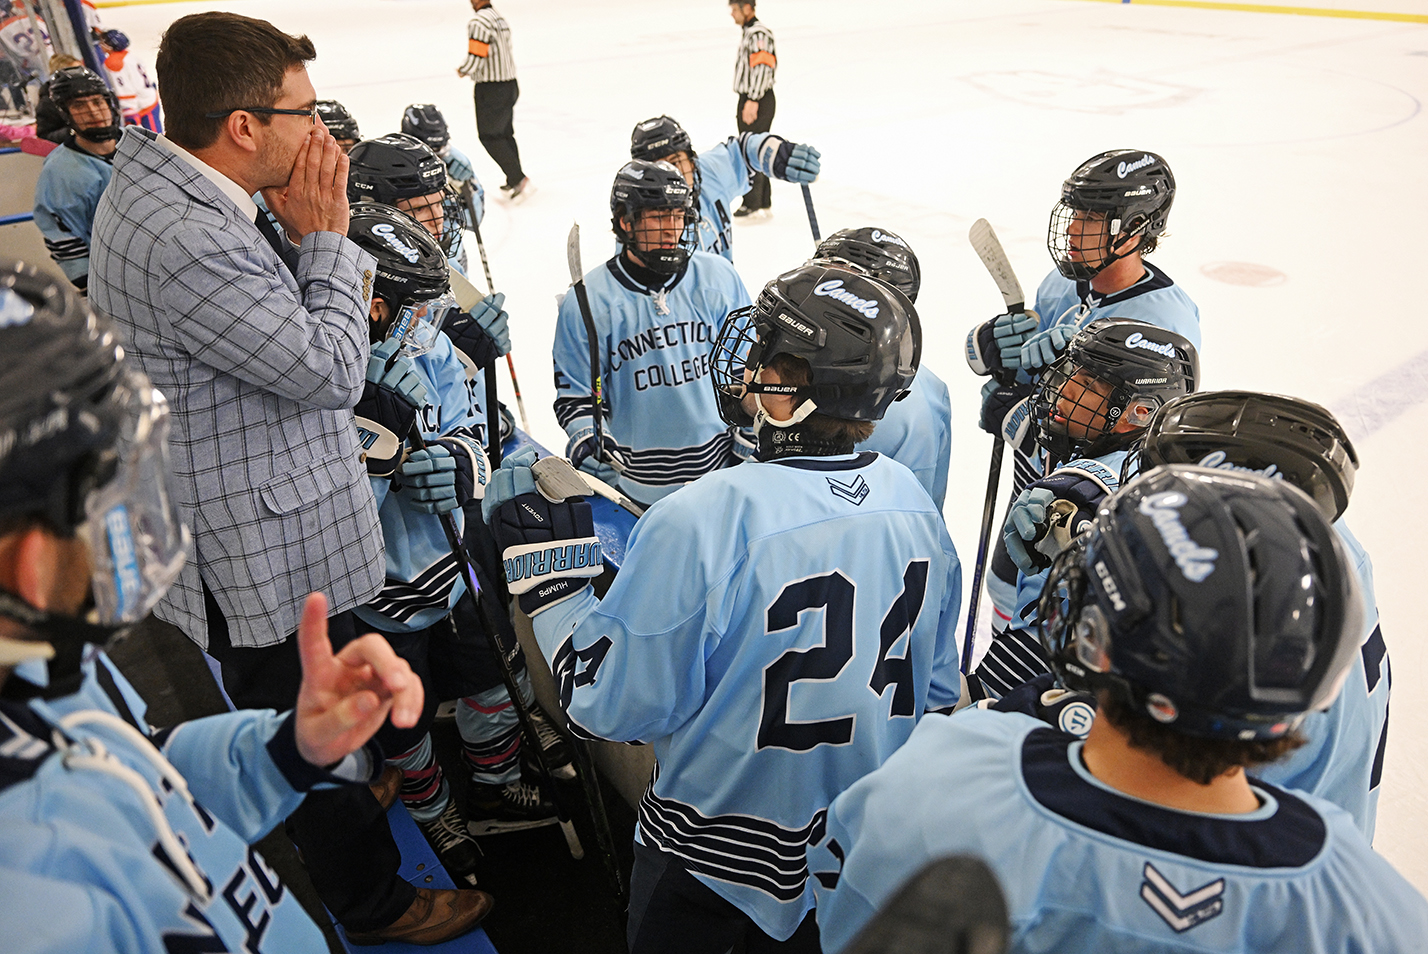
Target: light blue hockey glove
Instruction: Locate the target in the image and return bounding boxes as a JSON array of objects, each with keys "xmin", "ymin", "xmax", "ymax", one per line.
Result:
[
  {"xmin": 1004, "ymin": 487, "xmax": 1058, "ymax": 575},
  {"xmin": 565, "ymin": 422, "xmax": 626, "ymax": 485},
  {"xmin": 482, "ymin": 446, "xmax": 538, "ymax": 525},
  {"xmin": 367, "ymin": 338, "xmax": 429, "ymax": 409},
  {"xmin": 1019, "ymin": 325, "xmax": 1075, "ymax": 371},
  {"xmin": 398, "ymin": 445, "xmax": 459, "ymax": 514},
  {"xmin": 781, "ymin": 143, "xmax": 821, "ymax": 183},
  {"xmin": 1003, "ymin": 463, "xmax": 1115, "ymax": 573}
]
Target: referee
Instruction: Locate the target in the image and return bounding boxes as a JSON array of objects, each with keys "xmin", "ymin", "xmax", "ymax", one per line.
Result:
[
  {"xmin": 729, "ymin": 1, "xmax": 775, "ymax": 216},
  {"xmin": 457, "ymin": 0, "xmax": 529, "ymax": 199}
]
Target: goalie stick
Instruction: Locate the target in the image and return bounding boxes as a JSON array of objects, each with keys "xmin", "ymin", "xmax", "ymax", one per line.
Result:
[{"xmin": 962, "ymin": 218, "xmax": 1026, "ymax": 675}]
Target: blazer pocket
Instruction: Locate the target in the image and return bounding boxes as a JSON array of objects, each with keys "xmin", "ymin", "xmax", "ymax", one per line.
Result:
[{"xmin": 258, "ymin": 452, "xmax": 353, "ymax": 515}]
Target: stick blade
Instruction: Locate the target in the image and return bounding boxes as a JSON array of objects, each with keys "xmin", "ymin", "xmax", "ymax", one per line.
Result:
[
  {"xmin": 968, "ymin": 218, "xmax": 1025, "ymax": 312},
  {"xmin": 567, "ymin": 221, "xmax": 584, "ymax": 285}
]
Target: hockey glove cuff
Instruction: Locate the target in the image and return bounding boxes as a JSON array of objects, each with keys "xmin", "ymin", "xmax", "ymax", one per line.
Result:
[
  {"xmin": 1019, "ymin": 325, "xmax": 1074, "ymax": 371},
  {"xmin": 982, "ymin": 673, "xmax": 1098, "ymax": 739},
  {"xmin": 398, "ymin": 445, "xmax": 460, "ymax": 514},
  {"xmin": 444, "ymin": 292, "xmax": 510, "ymax": 364},
  {"xmin": 979, "ymin": 379, "xmax": 1035, "ymax": 450},
  {"xmin": 433, "ymin": 433, "xmax": 491, "ymax": 504}
]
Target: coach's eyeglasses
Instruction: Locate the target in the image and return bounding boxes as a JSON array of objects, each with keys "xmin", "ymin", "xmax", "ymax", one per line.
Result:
[{"xmin": 204, "ymin": 104, "xmax": 318, "ymax": 123}]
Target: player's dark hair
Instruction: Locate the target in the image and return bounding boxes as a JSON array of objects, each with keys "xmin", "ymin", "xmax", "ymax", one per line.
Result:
[
  {"xmin": 765, "ymin": 354, "xmax": 876, "ymax": 444},
  {"xmin": 1098, "ymin": 691, "xmax": 1305, "ymax": 785},
  {"xmin": 157, "ymin": 12, "xmax": 315, "ymax": 150}
]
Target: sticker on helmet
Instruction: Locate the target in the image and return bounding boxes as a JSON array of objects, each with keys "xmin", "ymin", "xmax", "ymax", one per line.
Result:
[
  {"xmin": 1138, "ymin": 491, "xmax": 1219, "ymax": 582},
  {"xmin": 812, "ymin": 280, "xmax": 880, "ymax": 319}
]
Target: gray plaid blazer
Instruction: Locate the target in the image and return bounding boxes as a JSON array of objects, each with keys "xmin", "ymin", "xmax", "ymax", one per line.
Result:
[{"xmin": 90, "ymin": 127, "xmax": 384, "ymax": 649}]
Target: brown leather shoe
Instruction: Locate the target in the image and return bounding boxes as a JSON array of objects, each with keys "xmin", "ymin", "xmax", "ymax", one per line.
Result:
[
  {"xmin": 369, "ymin": 765, "xmax": 402, "ymax": 812},
  {"xmin": 345, "ymin": 887, "xmax": 494, "ymax": 946}
]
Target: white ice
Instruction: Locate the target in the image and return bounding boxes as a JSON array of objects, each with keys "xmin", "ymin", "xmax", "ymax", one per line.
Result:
[{"xmin": 109, "ymin": 0, "xmax": 1428, "ymax": 894}]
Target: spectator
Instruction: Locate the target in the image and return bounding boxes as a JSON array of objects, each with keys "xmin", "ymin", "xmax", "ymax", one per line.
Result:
[
  {"xmin": 34, "ymin": 53, "xmax": 81, "ymax": 143},
  {"xmin": 456, "ymin": 0, "xmax": 529, "ymax": 199},
  {"xmin": 87, "ymin": 11, "xmax": 489, "ymax": 945},
  {"xmin": 0, "ymin": 262, "xmax": 424, "ymax": 953}
]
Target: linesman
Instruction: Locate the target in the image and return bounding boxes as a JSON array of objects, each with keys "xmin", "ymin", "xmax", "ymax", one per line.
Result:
[
  {"xmin": 456, "ymin": 0, "xmax": 529, "ymax": 199},
  {"xmin": 729, "ymin": 1, "xmax": 776, "ymax": 216}
]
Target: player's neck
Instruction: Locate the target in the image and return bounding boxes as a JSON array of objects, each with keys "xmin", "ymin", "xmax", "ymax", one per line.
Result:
[
  {"xmin": 1088, "ymin": 254, "xmax": 1146, "ymax": 295},
  {"xmin": 73, "ymin": 133, "xmax": 117, "ymax": 158},
  {"xmin": 1080, "ymin": 710, "xmax": 1261, "ymax": 815}
]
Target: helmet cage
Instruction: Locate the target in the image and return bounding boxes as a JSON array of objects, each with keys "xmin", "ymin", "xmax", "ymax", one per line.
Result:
[
  {"xmin": 49, "ymin": 67, "xmax": 122, "ymax": 142},
  {"xmin": 1032, "ymin": 351, "xmax": 1147, "ymax": 461},
  {"xmin": 615, "ymin": 204, "xmax": 699, "ymax": 275},
  {"xmin": 1047, "ymin": 202, "xmax": 1148, "ymax": 282}
]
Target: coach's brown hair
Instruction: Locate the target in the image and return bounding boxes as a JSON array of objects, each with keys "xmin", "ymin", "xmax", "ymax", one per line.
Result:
[{"xmin": 156, "ymin": 12, "xmax": 315, "ymax": 150}]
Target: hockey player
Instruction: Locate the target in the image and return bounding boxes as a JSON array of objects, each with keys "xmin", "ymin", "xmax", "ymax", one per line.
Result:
[
  {"xmin": 0, "ymin": 262, "xmax": 435, "ymax": 952},
  {"xmin": 966, "ymin": 149, "xmax": 1201, "ymax": 632},
  {"xmin": 348, "ymin": 132, "xmax": 470, "ymax": 274},
  {"xmin": 630, "ymin": 114, "xmax": 819, "ymax": 261},
  {"xmin": 492, "ymin": 262, "xmax": 962, "ymax": 952},
  {"xmin": 553, "ymin": 159, "xmax": 752, "ymax": 506},
  {"xmin": 31, "ymin": 65, "xmax": 120, "ymax": 292},
  {"xmin": 813, "ymin": 226, "xmax": 951, "ymax": 508},
  {"xmin": 317, "ymin": 99, "xmax": 361, "ymax": 152},
  {"xmin": 970, "ymin": 318, "xmax": 1197, "ymax": 700},
  {"xmin": 93, "ymin": 27, "xmax": 160, "ymax": 132},
  {"xmin": 1128, "ymin": 390, "xmax": 1386, "ymax": 839},
  {"xmin": 811, "ymin": 465, "xmax": 1428, "ymax": 954},
  {"xmin": 345, "ymin": 205, "xmax": 562, "ymax": 887},
  {"xmin": 402, "ymin": 102, "xmax": 485, "ymax": 227}
]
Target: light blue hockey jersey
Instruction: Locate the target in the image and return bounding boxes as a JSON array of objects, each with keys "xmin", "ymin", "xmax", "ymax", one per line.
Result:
[
  {"xmin": 0, "ymin": 650, "xmax": 350, "ymax": 953},
  {"xmin": 553, "ymin": 251, "xmax": 751, "ymax": 505},
  {"xmin": 858, "ymin": 366, "xmax": 952, "ymax": 510},
  {"xmin": 530, "ymin": 451, "xmax": 963, "ymax": 940},
  {"xmin": 694, "ymin": 132, "xmax": 782, "ymax": 260},
  {"xmin": 1254, "ymin": 519, "xmax": 1389, "ymax": 840},
  {"xmin": 32, "ymin": 139, "xmax": 113, "ymax": 287},
  {"xmin": 810, "ymin": 709, "xmax": 1428, "ymax": 954},
  {"xmin": 354, "ymin": 332, "xmax": 486, "ymax": 634}
]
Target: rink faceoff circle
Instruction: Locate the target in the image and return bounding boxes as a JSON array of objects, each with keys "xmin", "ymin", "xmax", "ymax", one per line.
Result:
[{"xmin": 1199, "ymin": 262, "xmax": 1288, "ymax": 287}]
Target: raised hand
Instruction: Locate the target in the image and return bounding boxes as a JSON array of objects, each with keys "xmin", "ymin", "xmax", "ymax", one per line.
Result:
[
  {"xmin": 293, "ymin": 592, "xmax": 423, "ymax": 768},
  {"xmin": 263, "ymin": 126, "xmax": 351, "ymax": 239}
]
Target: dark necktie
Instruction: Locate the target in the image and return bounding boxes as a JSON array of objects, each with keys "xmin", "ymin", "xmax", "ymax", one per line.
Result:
[{"xmin": 253, "ymin": 207, "xmax": 299, "ymax": 274}]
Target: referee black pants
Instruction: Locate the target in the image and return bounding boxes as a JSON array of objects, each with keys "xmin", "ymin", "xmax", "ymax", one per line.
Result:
[
  {"xmin": 203, "ymin": 581, "xmax": 417, "ymax": 933},
  {"xmin": 737, "ymin": 90, "xmax": 776, "ymax": 210},
  {"xmin": 473, "ymin": 78, "xmax": 525, "ymax": 189},
  {"xmin": 627, "ymin": 841, "xmax": 821, "ymax": 954}
]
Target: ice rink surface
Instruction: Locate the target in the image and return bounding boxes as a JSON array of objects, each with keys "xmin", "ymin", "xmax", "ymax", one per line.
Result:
[{"xmin": 109, "ymin": 0, "xmax": 1428, "ymax": 893}]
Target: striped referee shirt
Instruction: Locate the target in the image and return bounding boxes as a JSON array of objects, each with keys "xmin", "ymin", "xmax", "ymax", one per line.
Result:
[
  {"xmin": 458, "ymin": 5, "xmax": 517, "ymax": 83},
  {"xmin": 733, "ymin": 16, "xmax": 776, "ymax": 99}
]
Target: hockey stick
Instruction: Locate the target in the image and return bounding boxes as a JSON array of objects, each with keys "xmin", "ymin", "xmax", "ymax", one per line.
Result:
[
  {"xmin": 566, "ymin": 223, "xmax": 621, "ymax": 474},
  {"xmin": 961, "ymin": 219, "xmax": 1026, "ymax": 675},
  {"xmin": 801, "ymin": 184, "xmax": 821, "ymax": 243},
  {"xmin": 460, "ymin": 180, "xmax": 532, "ymax": 434}
]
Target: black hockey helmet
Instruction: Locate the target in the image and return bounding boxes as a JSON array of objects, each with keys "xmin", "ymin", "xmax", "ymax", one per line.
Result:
[
  {"xmin": 401, "ymin": 103, "xmax": 451, "ymax": 153},
  {"xmin": 1128, "ymin": 391, "xmax": 1358, "ymax": 522},
  {"xmin": 317, "ymin": 100, "xmax": 361, "ymax": 142},
  {"xmin": 348, "ymin": 134, "xmax": 466, "ymax": 256},
  {"xmin": 1039, "ymin": 464, "xmax": 1363, "ymax": 741},
  {"xmin": 711, "ymin": 262, "xmax": 921, "ymax": 428},
  {"xmin": 814, "ymin": 227, "xmax": 921, "ymax": 302},
  {"xmin": 0, "ymin": 261, "xmax": 188, "ymax": 650},
  {"xmin": 346, "ymin": 204, "xmax": 450, "ymax": 312},
  {"xmin": 610, "ymin": 159, "xmax": 698, "ymax": 275},
  {"xmin": 47, "ymin": 66, "xmax": 121, "ymax": 142},
  {"xmin": 1048, "ymin": 149, "xmax": 1175, "ymax": 281},
  {"xmin": 630, "ymin": 115, "xmax": 701, "ymax": 199},
  {"xmin": 1032, "ymin": 317, "xmax": 1197, "ymax": 462}
]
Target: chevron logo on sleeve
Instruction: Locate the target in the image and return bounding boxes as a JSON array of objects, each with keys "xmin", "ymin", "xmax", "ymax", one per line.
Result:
[
  {"xmin": 1140, "ymin": 862, "xmax": 1225, "ymax": 932},
  {"xmin": 826, "ymin": 475, "xmax": 870, "ymax": 506}
]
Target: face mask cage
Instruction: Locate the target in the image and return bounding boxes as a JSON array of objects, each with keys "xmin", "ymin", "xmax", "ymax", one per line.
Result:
[
  {"xmin": 1047, "ymin": 201, "xmax": 1142, "ymax": 282},
  {"xmin": 620, "ymin": 204, "xmax": 699, "ymax": 275},
  {"xmin": 387, "ymin": 291, "xmax": 456, "ymax": 358},
  {"xmin": 395, "ymin": 187, "xmax": 465, "ymax": 257},
  {"xmin": 1033, "ymin": 354, "xmax": 1128, "ymax": 460},
  {"xmin": 62, "ymin": 91, "xmax": 123, "ymax": 142},
  {"xmin": 79, "ymin": 372, "xmax": 190, "ymax": 626},
  {"xmin": 710, "ymin": 305, "xmax": 762, "ymax": 426}
]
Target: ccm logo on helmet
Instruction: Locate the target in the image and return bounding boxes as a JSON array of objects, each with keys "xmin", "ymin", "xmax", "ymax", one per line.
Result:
[
  {"xmin": 1196, "ymin": 450, "xmax": 1283, "ymax": 481},
  {"xmin": 1138, "ymin": 492, "xmax": 1219, "ymax": 583},
  {"xmin": 813, "ymin": 280, "xmax": 880, "ymax": 318},
  {"xmin": 1117, "ymin": 154, "xmax": 1156, "ymax": 179},
  {"xmin": 870, "ymin": 229, "xmax": 907, "ymax": 249},
  {"xmin": 1124, "ymin": 332, "xmax": 1175, "ymax": 357},
  {"xmin": 371, "ymin": 223, "xmax": 420, "ymax": 263}
]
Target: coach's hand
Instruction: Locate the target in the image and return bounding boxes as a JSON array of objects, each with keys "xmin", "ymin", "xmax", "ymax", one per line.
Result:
[
  {"xmin": 264, "ymin": 125, "xmax": 350, "ymax": 239},
  {"xmin": 293, "ymin": 592, "xmax": 422, "ymax": 768}
]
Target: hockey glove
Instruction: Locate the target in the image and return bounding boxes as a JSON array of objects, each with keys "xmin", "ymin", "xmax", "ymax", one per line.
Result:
[
  {"xmin": 485, "ymin": 447, "xmax": 604, "ymax": 616},
  {"xmin": 565, "ymin": 422, "xmax": 627, "ymax": 485},
  {"xmin": 368, "ymin": 338, "xmax": 430, "ymax": 408},
  {"xmin": 979, "ymin": 379, "xmax": 1035, "ymax": 451},
  {"xmin": 982, "ymin": 673, "xmax": 1098, "ymax": 739},
  {"xmin": 433, "ymin": 433, "xmax": 490, "ymax": 505},
  {"xmin": 1019, "ymin": 325, "xmax": 1075, "ymax": 372},
  {"xmin": 355, "ymin": 340, "xmax": 429, "ymax": 477},
  {"xmin": 965, "ymin": 311, "xmax": 1039, "ymax": 377},
  {"xmin": 758, "ymin": 135, "xmax": 822, "ymax": 183},
  {"xmin": 1003, "ymin": 462, "xmax": 1115, "ymax": 573},
  {"xmin": 444, "ymin": 292, "xmax": 511, "ymax": 364},
  {"xmin": 398, "ymin": 445, "xmax": 460, "ymax": 514}
]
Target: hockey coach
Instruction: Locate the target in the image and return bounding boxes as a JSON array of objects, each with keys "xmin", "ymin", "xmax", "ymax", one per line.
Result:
[{"xmin": 86, "ymin": 11, "xmax": 443, "ymax": 940}]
